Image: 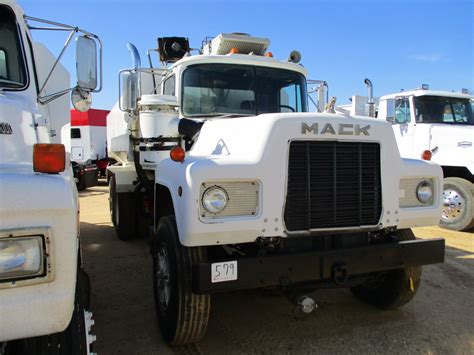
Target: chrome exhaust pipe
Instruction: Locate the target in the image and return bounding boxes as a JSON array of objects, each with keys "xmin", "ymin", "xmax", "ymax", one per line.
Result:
[{"xmin": 364, "ymin": 78, "xmax": 375, "ymax": 117}]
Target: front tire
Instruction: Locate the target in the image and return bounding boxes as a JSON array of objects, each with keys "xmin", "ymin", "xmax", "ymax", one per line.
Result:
[
  {"xmin": 351, "ymin": 229, "xmax": 422, "ymax": 309},
  {"xmin": 152, "ymin": 216, "xmax": 210, "ymax": 345},
  {"xmin": 439, "ymin": 177, "xmax": 474, "ymax": 231}
]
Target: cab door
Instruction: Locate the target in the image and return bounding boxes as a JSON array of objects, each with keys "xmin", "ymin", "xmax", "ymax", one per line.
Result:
[{"xmin": 391, "ymin": 96, "xmax": 415, "ymax": 158}]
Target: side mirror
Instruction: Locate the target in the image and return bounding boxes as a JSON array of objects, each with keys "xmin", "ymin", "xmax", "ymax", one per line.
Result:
[
  {"xmin": 385, "ymin": 99, "xmax": 395, "ymax": 123},
  {"xmin": 119, "ymin": 70, "xmax": 139, "ymax": 112},
  {"xmin": 71, "ymin": 88, "xmax": 92, "ymax": 112},
  {"xmin": 76, "ymin": 36, "xmax": 98, "ymax": 90}
]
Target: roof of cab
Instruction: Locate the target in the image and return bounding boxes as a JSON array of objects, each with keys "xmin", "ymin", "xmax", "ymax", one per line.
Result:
[
  {"xmin": 381, "ymin": 90, "xmax": 473, "ymax": 100},
  {"xmin": 168, "ymin": 53, "xmax": 308, "ymax": 77}
]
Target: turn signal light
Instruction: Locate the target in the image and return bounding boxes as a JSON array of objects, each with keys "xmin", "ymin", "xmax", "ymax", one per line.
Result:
[
  {"xmin": 170, "ymin": 146, "xmax": 185, "ymax": 162},
  {"xmin": 33, "ymin": 144, "xmax": 65, "ymax": 173},
  {"xmin": 265, "ymin": 52, "xmax": 273, "ymax": 57},
  {"xmin": 421, "ymin": 150, "xmax": 432, "ymax": 161},
  {"xmin": 229, "ymin": 47, "xmax": 239, "ymax": 54}
]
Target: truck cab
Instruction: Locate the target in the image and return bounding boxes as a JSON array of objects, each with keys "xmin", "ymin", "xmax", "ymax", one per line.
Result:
[
  {"xmin": 0, "ymin": 1, "xmax": 101, "ymax": 352},
  {"xmin": 107, "ymin": 33, "xmax": 445, "ymax": 346},
  {"xmin": 377, "ymin": 89, "xmax": 474, "ymax": 231}
]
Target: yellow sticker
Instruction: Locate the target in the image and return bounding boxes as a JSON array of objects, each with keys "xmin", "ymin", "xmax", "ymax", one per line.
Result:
[{"xmin": 409, "ymin": 277, "xmax": 414, "ymax": 292}]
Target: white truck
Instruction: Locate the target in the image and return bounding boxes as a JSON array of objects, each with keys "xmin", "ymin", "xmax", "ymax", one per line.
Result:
[
  {"xmin": 347, "ymin": 83, "xmax": 474, "ymax": 231},
  {"xmin": 0, "ymin": 1, "xmax": 101, "ymax": 353},
  {"xmin": 107, "ymin": 33, "xmax": 445, "ymax": 345},
  {"xmin": 63, "ymin": 109, "xmax": 109, "ymax": 190}
]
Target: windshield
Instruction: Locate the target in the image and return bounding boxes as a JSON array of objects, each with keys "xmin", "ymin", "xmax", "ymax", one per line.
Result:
[
  {"xmin": 182, "ymin": 64, "xmax": 307, "ymax": 117},
  {"xmin": 414, "ymin": 95, "xmax": 473, "ymax": 125},
  {"xmin": 0, "ymin": 5, "xmax": 27, "ymax": 89}
]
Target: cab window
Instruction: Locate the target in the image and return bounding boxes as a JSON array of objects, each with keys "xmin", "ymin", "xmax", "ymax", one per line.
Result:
[
  {"xmin": 395, "ymin": 98, "xmax": 411, "ymax": 124},
  {"xmin": 163, "ymin": 75, "xmax": 175, "ymax": 96},
  {"xmin": 0, "ymin": 50, "xmax": 7, "ymax": 78},
  {"xmin": 0, "ymin": 5, "xmax": 28, "ymax": 89},
  {"xmin": 414, "ymin": 96, "xmax": 473, "ymax": 124}
]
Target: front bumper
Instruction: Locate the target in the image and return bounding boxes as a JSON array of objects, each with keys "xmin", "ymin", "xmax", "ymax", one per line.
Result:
[{"xmin": 192, "ymin": 238, "xmax": 445, "ymax": 294}]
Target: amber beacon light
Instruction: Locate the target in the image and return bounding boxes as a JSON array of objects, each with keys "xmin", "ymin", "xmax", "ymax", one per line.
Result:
[{"xmin": 33, "ymin": 144, "xmax": 66, "ymax": 173}]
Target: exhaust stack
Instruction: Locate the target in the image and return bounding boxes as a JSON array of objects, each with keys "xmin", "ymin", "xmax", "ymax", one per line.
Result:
[{"xmin": 364, "ymin": 78, "xmax": 375, "ymax": 117}]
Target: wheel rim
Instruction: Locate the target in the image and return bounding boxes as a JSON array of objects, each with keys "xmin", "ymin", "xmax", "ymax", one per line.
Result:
[
  {"xmin": 155, "ymin": 245, "xmax": 171, "ymax": 311},
  {"xmin": 441, "ymin": 188, "xmax": 466, "ymax": 223},
  {"xmin": 83, "ymin": 310, "xmax": 96, "ymax": 355}
]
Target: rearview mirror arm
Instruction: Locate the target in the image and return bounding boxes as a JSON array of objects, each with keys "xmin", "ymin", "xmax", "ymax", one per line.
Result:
[{"xmin": 24, "ymin": 15, "xmax": 103, "ymax": 105}]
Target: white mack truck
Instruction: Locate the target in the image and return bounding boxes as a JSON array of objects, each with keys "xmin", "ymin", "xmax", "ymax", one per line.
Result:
[
  {"xmin": 347, "ymin": 82, "xmax": 474, "ymax": 231},
  {"xmin": 0, "ymin": 1, "xmax": 101, "ymax": 353},
  {"xmin": 107, "ymin": 33, "xmax": 445, "ymax": 345}
]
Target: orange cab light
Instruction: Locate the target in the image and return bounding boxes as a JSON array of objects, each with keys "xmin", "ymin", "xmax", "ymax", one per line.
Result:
[
  {"xmin": 265, "ymin": 52, "xmax": 273, "ymax": 57},
  {"xmin": 229, "ymin": 47, "xmax": 239, "ymax": 54},
  {"xmin": 33, "ymin": 144, "xmax": 66, "ymax": 174},
  {"xmin": 170, "ymin": 146, "xmax": 185, "ymax": 162},
  {"xmin": 421, "ymin": 150, "xmax": 432, "ymax": 161}
]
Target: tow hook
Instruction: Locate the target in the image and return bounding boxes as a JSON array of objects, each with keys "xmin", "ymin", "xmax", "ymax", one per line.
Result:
[
  {"xmin": 294, "ymin": 295, "xmax": 317, "ymax": 314},
  {"xmin": 332, "ymin": 263, "xmax": 349, "ymax": 285}
]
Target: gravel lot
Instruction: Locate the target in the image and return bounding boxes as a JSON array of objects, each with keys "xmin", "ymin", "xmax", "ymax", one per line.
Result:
[{"xmin": 79, "ymin": 184, "xmax": 474, "ymax": 354}]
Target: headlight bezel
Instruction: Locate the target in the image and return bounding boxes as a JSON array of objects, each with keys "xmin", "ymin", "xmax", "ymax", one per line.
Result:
[
  {"xmin": 201, "ymin": 186, "xmax": 229, "ymax": 214},
  {"xmin": 416, "ymin": 180, "xmax": 433, "ymax": 204},
  {"xmin": 199, "ymin": 181, "xmax": 260, "ymax": 220}
]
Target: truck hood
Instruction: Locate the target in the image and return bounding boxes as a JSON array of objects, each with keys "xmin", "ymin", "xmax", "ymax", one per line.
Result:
[{"xmin": 191, "ymin": 112, "xmax": 398, "ymax": 161}]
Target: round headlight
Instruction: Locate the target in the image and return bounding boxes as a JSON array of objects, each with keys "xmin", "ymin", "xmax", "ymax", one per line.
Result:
[
  {"xmin": 416, "ymin": 180, "xmax": 433, "ymax": 203},
  {"xmin": 202, "ymin": 186, "xmax": 228, "ymax": 214}
]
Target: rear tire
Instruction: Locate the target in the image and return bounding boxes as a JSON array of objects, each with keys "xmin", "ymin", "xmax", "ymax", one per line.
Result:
[
  {"xmin": 7, "ymin": 269, "xmax": 95, "ymax": 355},
  {"xmin": 152, "ymin": 215, "xmax": 210, "ymax": 345},
  {"xmin": 109, "ymin": 174, "xmax": 136, "ymax": 240},
  {"xmin": 76, "ymin": 174, "xmax": 86, "ymax": 191},
  {"xmin": 351, "ymin": 229, "xmax": 422, "ymax": 309},
  {"xmin": 439, "ymin": 177, "xmax": 474, "ymax": 231}
]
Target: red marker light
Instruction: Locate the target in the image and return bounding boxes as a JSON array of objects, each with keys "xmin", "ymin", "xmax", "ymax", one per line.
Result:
[
  {"xmin": 421, "ymin": 150, "xmax": 432, "ymax": 161},
  {"xmin": 170, "ymin": 146, "xmax": 185, "ymax": 162}
]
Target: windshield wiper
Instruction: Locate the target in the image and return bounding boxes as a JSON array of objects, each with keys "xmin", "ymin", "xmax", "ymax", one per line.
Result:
[{"xmin": 0, "ymin": 78, "xmax": 24, "ymax": 88}]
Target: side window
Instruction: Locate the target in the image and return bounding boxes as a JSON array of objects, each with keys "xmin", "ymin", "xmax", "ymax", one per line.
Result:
[
  {"xmin": 0, "ymin": 50, "xmax": 7, "ymax": 79},
  {"xmin": 280, "ymin": 84, "xmax": 300, "ymax": 112},
  {"xmin": 163, "ymin": 75, "xmax": 175, "ymax": 96},
  {"xmin": 394, "ymin": 98, "xmax": 411, "ymax": 124},
  {"xmin": 449, "ymin": 100, "xmax": 468, "ymax": 123},
  {"xmin": 71, "ymin": 128, "xmax": 81, "ymax": 139}
]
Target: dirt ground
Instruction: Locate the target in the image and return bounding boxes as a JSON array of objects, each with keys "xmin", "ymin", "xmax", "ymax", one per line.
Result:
[{"xmin": 79, "ymin": 184, "xmax": 474, "ymax": 355}]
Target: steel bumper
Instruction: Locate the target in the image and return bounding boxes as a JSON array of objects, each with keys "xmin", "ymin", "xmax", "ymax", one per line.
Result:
[{"xmin": 192, "ymin": 238, "xmax": 445, "ymax": 294}]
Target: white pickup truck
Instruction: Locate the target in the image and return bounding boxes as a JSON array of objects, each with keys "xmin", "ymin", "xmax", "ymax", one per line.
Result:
[{"xmin": 0, "ymin": 1, "xmax": 102, "ymax": 353}]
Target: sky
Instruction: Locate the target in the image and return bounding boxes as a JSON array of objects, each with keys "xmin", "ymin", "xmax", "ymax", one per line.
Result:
[{"xmin": 19, "ymin": 0, "xmax": 473, "ymax": 110}]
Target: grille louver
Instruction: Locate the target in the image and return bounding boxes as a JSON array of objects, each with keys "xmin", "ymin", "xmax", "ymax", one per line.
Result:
[{"xmin": 284, "ymin": 141, "xmax": 382, "ymax": 231}]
